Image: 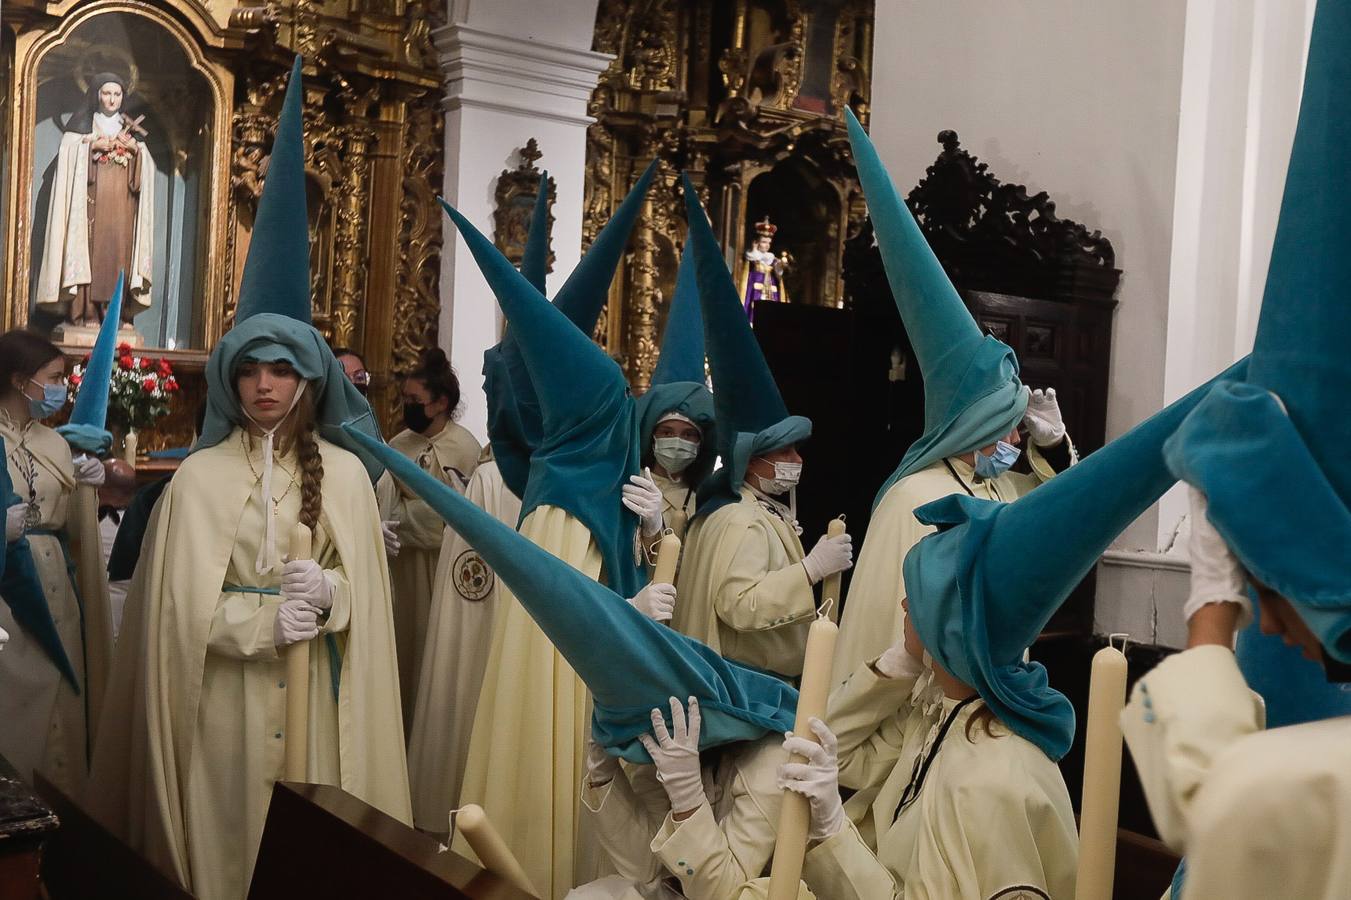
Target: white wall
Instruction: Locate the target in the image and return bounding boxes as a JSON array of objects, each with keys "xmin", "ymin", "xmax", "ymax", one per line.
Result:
[
  {"xmin": 869, "ymin": 0, "xmax": 1313, "ymax": 645},
  {"xmin": 436, "ymin": 0, "xmax": 607, "ymax": 442}
]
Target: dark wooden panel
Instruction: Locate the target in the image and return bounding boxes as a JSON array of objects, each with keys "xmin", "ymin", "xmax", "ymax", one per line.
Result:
[
  {"xmin": 248, "ymin": 782, "xmax": 535, "ymax": 900},
  {"xmin": 32, "ymin": 772, "xmax": 191, "ymax": 900}
]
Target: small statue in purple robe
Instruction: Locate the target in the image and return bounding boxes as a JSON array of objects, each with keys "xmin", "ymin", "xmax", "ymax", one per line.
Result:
[{"xmin": 738, "ymin": 216, "xmax": 789, "ymax": 322}]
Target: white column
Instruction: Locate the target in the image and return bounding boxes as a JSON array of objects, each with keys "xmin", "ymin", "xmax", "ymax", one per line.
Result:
[{"xmin": 434, "ymin": 12, "xmax": 610, "ymax": 442}]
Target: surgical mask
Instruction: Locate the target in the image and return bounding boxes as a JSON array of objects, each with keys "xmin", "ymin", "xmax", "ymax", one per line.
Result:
[
  {"xmin": 652, "ymin": 437, "xmax": 699, "ymax": 475},
  {"xmin": 27, "ymin": 380, "xmax": 66, "ymax": 419},
  {"xmin": 403, "ymin": 401, "xmax": 432, "ymax": 433},
  {"xmin": 754, "ymin": 460, "xmax": 802, "ymax": 496},
  {"xmin": 973, "ymin": 440, "xmax": 1021, "ymax": 480}
]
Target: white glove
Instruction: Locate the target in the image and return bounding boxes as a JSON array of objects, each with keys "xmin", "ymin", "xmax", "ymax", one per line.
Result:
[
  {"xmin": 586, "ymin": 738, "xmax": 621, "ymax": 788},
  {"xmin": 638, "ymin": 696, "xmax": 706, "ymax": 815},
  {"xmin": 0, "ymin": 622, "xmax": 8, "ymax": 650},
  {"xmin": 629, "ymin": 581, "xmax": 676, "ymax": 623},
  {"xmin": 73, "ymin": 454, "xmax": 106, "ymax": 487},
  {"xmin": 875, "ymin": 633, "xmax": 925, "ymax": 680},
  {"xmin": 1022, "ymin": 388, "xmax": 1066, "ymax": 446},
  {"xmin": 6, "ymin": 504, "xmax": 26, "ymax": 542},
  {"xmin": 622, "ymin": 469, "xmax": 665, "ymax": 537},
  {"xmin": 778, "ymin": 717, "xmax": 846, "ymax": 842},
  {"xmin": 281, "ymin": 558, "xmax": 333, "ymax": 612},
  {"xmin": 801, "ymin": 532, "xmax": 853, "ymax": 585},
  {"xmin": 381, "ymin": 520, "xmax": 401, "ymax": 557},
  {"xmin": 1184, "ymin": 486, "xmax": 1253, "ymax": 628},
  {"xmin": 273, "ymin": 599, "xmax": 320, "ymax": 647}
]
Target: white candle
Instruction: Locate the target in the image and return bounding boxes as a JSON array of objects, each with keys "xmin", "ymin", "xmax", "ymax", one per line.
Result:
[
  {"xmin": 1074, "ymin": 638, "xmax": 1129, "ymax": 900},
  {"xmin": 283, "ymin": 523, "xmax": 312, "ymax": 783},
  {"xmin": 819, "ymin": 516, "xmax": 846, "ymax": 623},
  {"xmin": 456, "ymin": 803, "xmax": 539, "ymax": 897},
  {"xmin": 767, "ymin": 613, "xmax": 838, "ymax": 900},
  {"xmin": 652, "ymin": 531, "xmax": 681, "ymax": 587}
]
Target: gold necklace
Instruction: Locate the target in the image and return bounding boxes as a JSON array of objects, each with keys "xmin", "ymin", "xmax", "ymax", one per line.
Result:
[{"xmin": 240, "ymin": 431, "xmax": 300, "ymax": 507}]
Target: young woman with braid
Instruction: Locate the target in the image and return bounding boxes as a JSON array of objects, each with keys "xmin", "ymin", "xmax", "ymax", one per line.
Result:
[{"xmin": 87, "ymin": 56, "xmax": 408, "ymax": 900}]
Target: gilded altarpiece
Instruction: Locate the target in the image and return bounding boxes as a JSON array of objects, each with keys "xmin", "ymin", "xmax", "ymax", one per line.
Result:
[
  {"xmin": 586, "ymin": 0, "xmax": 874, "ymax": 389},
  {"xmin": 1, "ymin": 0, "xmax": 445, "ymax": 446}
]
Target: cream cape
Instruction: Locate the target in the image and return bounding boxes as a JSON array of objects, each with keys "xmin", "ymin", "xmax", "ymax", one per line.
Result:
[
  {"xmin": 822, "ymin": 659, "xmax": 1078, "ymax": 899},
  {"xmin": 0, "ymin": 416, "xmax": 112, "ymax": 794},
  {"xmin": 452, "ymin": 503, "xmax": 603, "ymax": 899},
  {"xmin": 35, "ymin": 130, "xmax": 155, "ymax": 312},
  {"xmin": 87, "ymin": 430, "xmax": 410, "ymax": 894},
  {"xmin": 674, "ymin": 486, "xmax": 814, "ymax": 677},
  {"xmin": 408, "ymin": 453, "xmax": 521, "ymax": 831},
  {"xmin": 377, "ymin": 423, "xmax": 481, "ymax": 725},
  {"xmin": 1123, "ymin": 645, "xmax": 1351, "ymax": 900},
  {"xmin": 832, "ymin": 442, "xmax": 1068, "ymax": 688}
]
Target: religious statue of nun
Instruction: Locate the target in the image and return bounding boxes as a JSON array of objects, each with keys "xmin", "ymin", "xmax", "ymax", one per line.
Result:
[{"xmin": 35, "ymin": 71, "xmax": 156, "ymax": 328}]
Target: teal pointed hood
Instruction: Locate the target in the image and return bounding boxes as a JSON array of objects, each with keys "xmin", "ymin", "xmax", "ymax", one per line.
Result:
[
  {"xmin": 0, "ymin": 437, "xmax": 79, "ymax": 689},
  {"xmin": 682, "ymin": 176, "xmax": 810, "ymax": 517},
  {"xmin": 196, "ymin": 58, "xmax": 384, "ymax": 480},
  {"xmin": 1163, "ymin": 0, "xmax": 1351, "ymax": 664},
  {"xmin": 234, "ymin": 56, "xmax": 311, "ymax": 326},
  {"xmin": 483, "ymin": 163, "xmax": 657, "ymax": 501},
  {"xmin": 904, "ymin": 358, "xmax": 1248, "ymax": 760},
  {"xmin": 344, "ymin": 423, "xmax": 798, "ymax": 762},
  {"xmin": 845, "ymin": 109, "xmax": 1028, "ymax": 509},
  {"xmin": 58, "ymin": 272, "xmax": 124, "ymax": 455},
  {"xmin": 482, "ymin": 173, "xmax": 550, "ymax": 498},
  {"xmin": 439, "ymin": 194, "xmax": 646, "ymax": 598},
  {"xmin": 637, "ymin": 241, "xmax": 716, "ymax": 489},
  {"xmin": 520, "ymin": 172, "xmax": 551, "ymax": 293}
]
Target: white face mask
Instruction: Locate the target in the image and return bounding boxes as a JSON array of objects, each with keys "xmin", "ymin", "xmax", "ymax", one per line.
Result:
[
  {"xmin": 653, "ymin": 436, "xmax": 699, "ymax": 475},
  {"xmin": 754, "ymin": 460, "xmax": 802, "ymax": 496}
]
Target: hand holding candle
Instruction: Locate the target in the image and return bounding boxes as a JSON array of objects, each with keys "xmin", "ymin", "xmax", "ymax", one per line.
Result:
[{"xmin": 767, "ymin": 609, "xmax": 838, "ymax": 900}]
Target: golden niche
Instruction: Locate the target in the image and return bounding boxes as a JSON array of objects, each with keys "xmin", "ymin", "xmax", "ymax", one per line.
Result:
[
  {"xmin": 1, "ymin": 0, "xmax": 447, "ymax": 448},
  {"xmin": 585, "ymin": 0, "xmax": 874, "ymax": 390}
]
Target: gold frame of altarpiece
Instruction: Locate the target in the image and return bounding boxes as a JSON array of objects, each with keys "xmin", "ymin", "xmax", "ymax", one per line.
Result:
[
  {"xmin": 2, "ymin": 0, "xmax": 234, "ymax": 349},
  {"xmin": 1, "ymin": 0, "xmax": 448, "ymax": 448}
]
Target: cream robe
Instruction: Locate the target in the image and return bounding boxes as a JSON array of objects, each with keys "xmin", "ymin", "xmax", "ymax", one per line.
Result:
[
  {"xmin": 832, "ymin": 443, "xmax": 1068, "ymax": 688},
  {"xmin": 408, "ymin": 451, "xmax": 521, "ymax": 832},
  {"xmin": 87, "ymin": 431, "xmax": 410, "ymax": 898},
  {"xmin": 452, "ymin": 504, "xmax": 603, "ymax": 899},
  {"xmin": 376, "ymin": 423, "xmax": 481, "ymax": 725},
  {"xmin": 674, "ymin": 487, "xmax": 815, "ymax": 678},
  {"xmin": 0, "ymin": 415, "xmax": 112, "ymax": 795},
  {"xmin": 1122, "ymin": 645, "xmax": 1351, "ymax": 900},
  {"xmin": 575, "ymin": 735, "xmax": 817, "ymax": 900},
  {"xmin": 653, "ymin": 471, "xmax": 697, "ymax": 547},
  {"xmin": 820, "ymin": 658, "xmax": 1078, "ymax": 899}
]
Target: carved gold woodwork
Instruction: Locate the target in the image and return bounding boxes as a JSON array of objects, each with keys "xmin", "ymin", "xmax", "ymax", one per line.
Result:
[
  {"xmin": 586, "ymin": 0, "xmax": 873, "ymax": 390},
  {"xmin": 492, "ymin": 139, "xmax": 557, "ymax": 274},
  {"xmin": 2, "ymin": 0, "xmax": 446, "ymax": 443}
]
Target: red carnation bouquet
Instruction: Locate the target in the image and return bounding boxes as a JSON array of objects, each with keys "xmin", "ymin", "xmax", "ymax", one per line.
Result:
[{"xmin": 68, "ymin": 342, "xmax": 179, "ymax": 431}]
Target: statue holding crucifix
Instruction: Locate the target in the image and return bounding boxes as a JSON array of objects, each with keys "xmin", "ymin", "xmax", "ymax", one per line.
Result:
[{"xmin": 36, "ymin": 70, "xmax": 156, "ymax": 331}]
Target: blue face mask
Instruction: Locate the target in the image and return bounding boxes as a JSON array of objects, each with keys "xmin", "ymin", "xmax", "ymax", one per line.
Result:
[
  {"xmin": 27, "ymin": 380, "xmax": 67, "ymax": 419},
  {"xmin": 973, "ymin": 440, "xmax": 1021, "ymax": 480}
]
